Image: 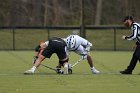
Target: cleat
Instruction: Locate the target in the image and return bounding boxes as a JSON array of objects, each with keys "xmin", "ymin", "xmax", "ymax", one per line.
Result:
[
  {"xmin": 120, "ymin": 70, "xmax": 132, "ymax": 74},
  {"xmin": 91, "ymin": 68, "xmax": 100, "ymax": 74},
  {"xmin": 24, "ymin": 69, "xmax": 34, "ymax": 75}
]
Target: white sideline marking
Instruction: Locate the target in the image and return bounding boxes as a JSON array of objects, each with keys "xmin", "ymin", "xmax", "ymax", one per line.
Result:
[
  {"xmin": 0, "ymin": 73, "xmax": 24, "ymax": 76},
  {"xmin": 0, "ymin": 74, "xmax": 9, "ymax": 76},
  {"xmin": 0, "ymin": 72, "xmax": 137, "ymax": 76}
]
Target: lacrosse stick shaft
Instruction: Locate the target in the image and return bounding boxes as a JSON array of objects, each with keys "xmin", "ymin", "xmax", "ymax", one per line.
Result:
[
  {"xmin": 71, "ymin": 58, "xmax": 83, "ymax": 68},
  {"xmin": 40, "ymin": 64, "xmax": 57, "ymax": 71}
]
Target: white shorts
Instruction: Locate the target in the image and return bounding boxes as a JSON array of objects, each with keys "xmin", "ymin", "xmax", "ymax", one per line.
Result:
[{"xmin": 74, "ymin": 45, "xmax": 90, "ymax": 55}]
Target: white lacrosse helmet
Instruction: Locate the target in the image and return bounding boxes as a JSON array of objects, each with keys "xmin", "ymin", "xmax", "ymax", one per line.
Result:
[{"xmin": 66, "ymin": 35, "xmax": 76, "ymax": 49}]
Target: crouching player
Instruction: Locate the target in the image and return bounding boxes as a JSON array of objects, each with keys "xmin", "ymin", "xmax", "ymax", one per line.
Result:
[
  {"xmin": 24, "ymin": 37, "xmax": 70, "ymax": 74},
  {"xmin": 65, "ymin": 35, "xmax": 100, "ymax": 74}
]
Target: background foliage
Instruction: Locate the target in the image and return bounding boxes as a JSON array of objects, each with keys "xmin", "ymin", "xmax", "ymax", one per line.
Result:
[{"xmin": 0, "ymin": 0, "xmax": 140, "ymax": 26}]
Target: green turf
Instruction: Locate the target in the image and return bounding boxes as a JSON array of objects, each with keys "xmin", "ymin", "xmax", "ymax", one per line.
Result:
[{"xmin": 0, "ymin": 51, "xmax": 140, "ymax": 93}]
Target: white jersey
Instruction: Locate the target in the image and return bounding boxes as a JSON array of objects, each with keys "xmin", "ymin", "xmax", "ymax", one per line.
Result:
[{"xmin": 66, "ymin": 35, "xmax": 92, "ymax": 55}]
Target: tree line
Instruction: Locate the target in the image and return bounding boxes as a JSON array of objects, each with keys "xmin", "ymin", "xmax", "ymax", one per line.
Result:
[{"xmin": 0, "ymin": 0, "xmax": 140, "ymax": 26}]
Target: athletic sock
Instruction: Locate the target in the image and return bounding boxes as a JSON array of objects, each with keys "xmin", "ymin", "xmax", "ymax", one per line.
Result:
[
  {"xmin": 31, "ymin": 66, "xmax": 36, "ymax": 72},
  {"xmin": 91, "ymin": 67, "xmax": 95, "ymax": 70}
]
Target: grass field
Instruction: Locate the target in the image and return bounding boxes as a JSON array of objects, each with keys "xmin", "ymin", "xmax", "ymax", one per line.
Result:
[{"xmin": 0, "ymin": 51, "xmax": 140, "ymax": 93}]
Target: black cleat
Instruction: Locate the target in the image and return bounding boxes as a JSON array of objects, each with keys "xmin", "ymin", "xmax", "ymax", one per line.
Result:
[{"xmin": 120, "ymin": 70, "xmax": 132, "ymax": 74}]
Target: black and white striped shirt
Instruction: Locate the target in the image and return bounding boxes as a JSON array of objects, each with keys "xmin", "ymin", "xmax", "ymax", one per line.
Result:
[{"xmin": 126, "ymin": 22, "xmax": 140, "ymax": 43}]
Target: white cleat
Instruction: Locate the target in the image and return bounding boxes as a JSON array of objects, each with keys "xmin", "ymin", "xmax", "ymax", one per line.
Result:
[
  {"xmin": 91, "ymin": 68, "xmax": 100, "ymax": 74},
  {"xmin": 24, "ymin": 69, "xmax": 34, "ymax": 75}
]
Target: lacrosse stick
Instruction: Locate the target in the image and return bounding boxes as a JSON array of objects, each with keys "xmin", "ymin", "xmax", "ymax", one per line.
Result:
[
  {"xmin": 40, "ymin": 64, "xmax": 57, "ymax": 71},
  {"xmin": 40, "ymin": 64, "xmax": 64, "ymax": 74},
  {"xmin": 71, "ymin": 58, "xmax": 83, "ymax": 68}
]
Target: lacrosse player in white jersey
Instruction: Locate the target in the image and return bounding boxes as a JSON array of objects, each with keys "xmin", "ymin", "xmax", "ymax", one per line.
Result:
[{"xmin": 65, "ymin": 35, "xmax": 100, "ymax": 74}]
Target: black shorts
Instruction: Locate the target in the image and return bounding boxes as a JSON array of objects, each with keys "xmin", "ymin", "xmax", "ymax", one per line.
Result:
[{"xmin": 41, "ymin": 37, "xmax": 67, "ymax": 60}]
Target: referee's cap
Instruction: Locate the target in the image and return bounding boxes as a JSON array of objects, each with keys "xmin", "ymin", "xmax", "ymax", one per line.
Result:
[{"xmin": 123, "ymin": 15, "xmax": 134, "ymax": 22}]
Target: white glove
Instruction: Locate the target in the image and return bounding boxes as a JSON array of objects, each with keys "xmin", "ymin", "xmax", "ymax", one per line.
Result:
[{"xmin": 85, "ymin": 47, "xmax": 91, "ymax": 52}]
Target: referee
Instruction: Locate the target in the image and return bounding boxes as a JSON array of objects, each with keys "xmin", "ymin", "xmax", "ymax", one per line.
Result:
[{"xmin": 120, "ymin": 16, "xmax": 140, "ymax": 74}]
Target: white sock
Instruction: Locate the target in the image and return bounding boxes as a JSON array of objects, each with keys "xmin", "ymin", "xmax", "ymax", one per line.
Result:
[
  {"xmin": 91, "ymin": 67, "xmax": 95, "ymax": 70},
  {"xmin": 31, "ymin": 66, "xmax": 36, "ymax": 72}
]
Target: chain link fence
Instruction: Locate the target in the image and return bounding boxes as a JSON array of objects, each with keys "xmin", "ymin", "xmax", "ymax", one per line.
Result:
[{"xmin": 0, "ymin": 26, "xmax": 135, "ymax": 51}]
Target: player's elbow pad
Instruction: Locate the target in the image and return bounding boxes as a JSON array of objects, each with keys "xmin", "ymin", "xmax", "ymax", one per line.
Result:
[{"xmin": 88, "ymin": 42, "xmax": 92, "ymax": 47}]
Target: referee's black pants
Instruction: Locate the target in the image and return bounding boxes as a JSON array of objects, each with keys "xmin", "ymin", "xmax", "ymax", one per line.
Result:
[{"xmin": 126, "ymin": 43, "xmax": 140, "ymax": 72}]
